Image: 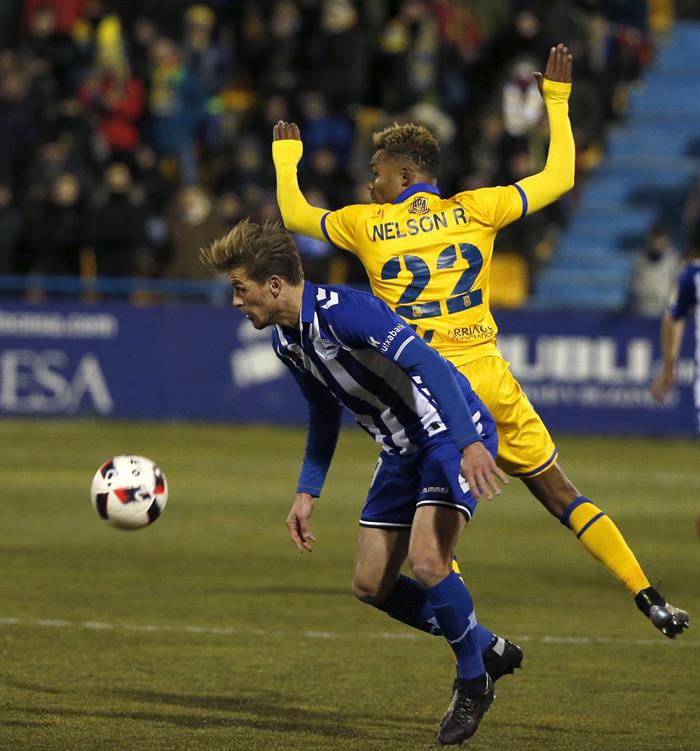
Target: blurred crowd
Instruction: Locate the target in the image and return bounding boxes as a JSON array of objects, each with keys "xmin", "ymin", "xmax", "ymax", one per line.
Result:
[{"xmin": 0, "ymin": 0, "xmax": 696, "ymax": 292}]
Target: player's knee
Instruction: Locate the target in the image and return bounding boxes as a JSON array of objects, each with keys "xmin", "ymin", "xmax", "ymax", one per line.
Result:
[
  {"xmin": 409, "ymin": 554, "xmax": 451, "ymax": 589},
  {"xmin": 351, "ymin": 576, "xmax": 386, "ymax": 606}
]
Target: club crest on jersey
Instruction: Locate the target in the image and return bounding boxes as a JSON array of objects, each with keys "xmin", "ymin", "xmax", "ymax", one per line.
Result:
[{"xmin": 408, "ymin": 196, "xmax": 429, "ymax": 214}]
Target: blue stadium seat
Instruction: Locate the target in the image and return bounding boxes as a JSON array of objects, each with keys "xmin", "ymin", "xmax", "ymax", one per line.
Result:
[{"xmin": 532, "ymin": 22, "xmax": 700, "ymax": 311}]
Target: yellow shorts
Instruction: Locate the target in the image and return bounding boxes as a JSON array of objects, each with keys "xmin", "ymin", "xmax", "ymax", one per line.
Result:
[{"xmin": 456, "ymin": 356, "xmax": 558, "ymax": 477}]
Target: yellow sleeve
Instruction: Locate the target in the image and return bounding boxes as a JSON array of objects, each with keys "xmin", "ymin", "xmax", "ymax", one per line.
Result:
[
  {"xmin": 272, "ymin": 139, "xmax": 327, "ymax": 241},
  {"xmin": 515, "ymin": 79, "xmax": 575, "ymax": 215},
  {"xmin": 322, "ymin": 205, "xmax": 372, "ymax": 253},
  {"xmin": 459, "ymin": 185, "xmax": 525, "ymax": 230}
]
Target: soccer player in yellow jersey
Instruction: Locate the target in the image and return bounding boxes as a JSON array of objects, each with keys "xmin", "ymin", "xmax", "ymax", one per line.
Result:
[{"xmin": 272, "ymin": 44, "xmax": 689, "ymax": 639}]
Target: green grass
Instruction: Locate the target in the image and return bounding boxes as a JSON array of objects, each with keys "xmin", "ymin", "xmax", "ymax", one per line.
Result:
[{"xmin": 0, "ymin": 420, "xmax": 698, "ymax": 750}]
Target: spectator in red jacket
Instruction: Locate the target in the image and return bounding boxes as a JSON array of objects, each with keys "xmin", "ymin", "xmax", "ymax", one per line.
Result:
[
  {"xmin": 78, "ymin": 14, "xmax": 144, "ymax": 156},
  {"xmin": 78, "ymin": 61, "xmax": 144, "ymax": 154}
]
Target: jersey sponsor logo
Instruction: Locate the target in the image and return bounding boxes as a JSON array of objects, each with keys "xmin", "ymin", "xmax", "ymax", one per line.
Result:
[
  {"xmin": 374, "ymin": 323, "xmax": 406, "ymax": 352},
  {"xmin": 448, "ymin": 324, "xmax": 495, "ymax": 341},
  {"xmin": 421, "ymin": 485, "xmax": 449, "ymax": 495},
  {"xmin": 408, "ymin": 196, "xmax": 429, "ymax": 214}
]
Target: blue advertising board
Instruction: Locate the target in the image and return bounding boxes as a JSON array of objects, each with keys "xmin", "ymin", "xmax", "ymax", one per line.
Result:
[{"xmin": 0, "ymin": 301, "xmax": 696, "ymax": 435}]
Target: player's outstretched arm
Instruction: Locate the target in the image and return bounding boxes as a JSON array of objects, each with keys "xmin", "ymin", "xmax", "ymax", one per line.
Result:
[
  {"xmin": 272, "ymin": 120, "xmax": 327, "ymax": 241},
  {"xmin": 516, "ymin": 43, "xmax": 575, "ymax": 215},
  {"xmin": 650, "ymin": 310, "xmax": 686, "ymax": 402}
]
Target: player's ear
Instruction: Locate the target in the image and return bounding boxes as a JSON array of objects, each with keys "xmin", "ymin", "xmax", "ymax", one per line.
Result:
[
  {"xmin": 400, "ymin": 166, "xmax": 411, "ymax": 186},
  {"xmin": 268, "ymin": 275, "xmax": 282, "ymax": 297}
]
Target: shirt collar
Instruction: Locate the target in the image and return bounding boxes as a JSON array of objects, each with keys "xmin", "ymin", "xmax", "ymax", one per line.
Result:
[
  {"xmin": 392, "ymin": 182, "xmax": 441, "ymax": 205},
  {"xmin": 300, "ymin": 280, "xmax": 317, "ymax": 325}
]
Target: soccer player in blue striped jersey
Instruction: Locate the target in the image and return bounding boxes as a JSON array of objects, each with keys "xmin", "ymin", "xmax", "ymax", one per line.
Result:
[
  {"xmin": 651, "ymin": 248, "xmax": 700, "ymax": 433},
  {"xmin": 201, "ymin": 219, "xmax": 514, "ymax": 745},
  {"xmin": 651, "ymin": 248, "xmax": 700, "ymax": 543}
]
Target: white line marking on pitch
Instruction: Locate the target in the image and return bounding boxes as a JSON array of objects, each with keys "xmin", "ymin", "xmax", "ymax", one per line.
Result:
[{"xmin": 0, "ymin": 616, "xmax": 696, "ymax": 647}]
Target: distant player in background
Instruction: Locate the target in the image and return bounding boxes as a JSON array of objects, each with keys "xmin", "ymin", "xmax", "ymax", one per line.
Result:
[
  {"xmin": 201, "ymin": 219, "xmax": 516, "ymax": 746},
  {"xmin": 272, "ymin": 44, "xmax": 690, "ymax": 637},
  {"xmin": 650, "ymin": 246, "xmax": 700, "ymax": 537},
  {"xmin": 650, "ymin": 245, "xmax": 700, "ymax": 432}
]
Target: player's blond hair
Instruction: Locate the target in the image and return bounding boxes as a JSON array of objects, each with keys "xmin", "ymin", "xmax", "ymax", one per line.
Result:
[
  {"xmin": 200, "ymin": 218, "xmax": 304, "ymax": 284},
  {"xmin": 372, "ymin": 123, "xmax": 440, "ymax": 176}
]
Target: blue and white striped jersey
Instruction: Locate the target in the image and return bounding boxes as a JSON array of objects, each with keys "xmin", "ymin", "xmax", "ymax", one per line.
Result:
[{"xmin": 272, "ymin": 281, "xmax": 486, "ymax": 456}]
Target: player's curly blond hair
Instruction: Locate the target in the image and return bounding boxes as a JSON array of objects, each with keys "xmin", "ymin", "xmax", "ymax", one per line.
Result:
[{"xmin": 372, "ymin": 123, "xmax": 440, "ymax": 176}]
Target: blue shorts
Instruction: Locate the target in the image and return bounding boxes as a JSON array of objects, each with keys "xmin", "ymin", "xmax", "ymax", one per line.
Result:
[{"xmin": 359, "ymin": 418, "xmax": 498, "ymax": 530}]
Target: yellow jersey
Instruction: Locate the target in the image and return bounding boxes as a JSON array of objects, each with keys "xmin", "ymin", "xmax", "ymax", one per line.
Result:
[
  {"xmin": 321, "ymin": 182, "xmax": 525, "ymax": 366},
  {"xmin": 273, "ymin": 80, "xmax": 573, "ymax": 367}
]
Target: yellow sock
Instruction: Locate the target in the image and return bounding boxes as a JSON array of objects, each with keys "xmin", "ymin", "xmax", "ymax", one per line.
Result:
[{"xmin": 563, "ymin": 497, "xmax": 650, "ymax": 595}]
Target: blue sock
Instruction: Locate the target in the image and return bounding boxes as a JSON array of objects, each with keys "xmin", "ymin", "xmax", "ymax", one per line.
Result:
[
  {"xmin": 377, "ymin": 574, "xmax": 441, "ymax": 634},
  {"xmin": 377, "ymin": 575, "xmax": 496, "ymax": 652},
  {"xmin": 423, "ymin": 571, "xmax": 486, "ymax": 682}
]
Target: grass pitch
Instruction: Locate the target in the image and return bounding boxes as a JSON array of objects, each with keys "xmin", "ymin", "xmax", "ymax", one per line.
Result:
[{"xmin": 0, "ymin": 420, "xmax": 698, "ymax": 750}]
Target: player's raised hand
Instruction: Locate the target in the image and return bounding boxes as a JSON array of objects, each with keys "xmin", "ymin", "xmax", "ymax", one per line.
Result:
[
  {"xmin": 534, "ymin": 43, "xmax": 573, "ymax": 96},
  {"xmin": 286, "ymin": 492, "xmax": 317, "ymax": 553},
  {"xmin": 273, "ymin": 120, "xmax": 301, "ymax": 142},
  {"xmin": 460, "ymin": 442, "xmax": 509, "ymax": 501}
]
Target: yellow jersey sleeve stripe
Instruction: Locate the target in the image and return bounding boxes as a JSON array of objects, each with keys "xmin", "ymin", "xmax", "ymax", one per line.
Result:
[
  {"xmin": 514, "ymin": 183, "xmax": 528, "ymax": 218},
  {"xmin": 321, "ymin": 212, "xmax": 332, "ymax": 244}
]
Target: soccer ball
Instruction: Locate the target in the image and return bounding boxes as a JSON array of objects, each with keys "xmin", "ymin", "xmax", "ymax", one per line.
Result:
[{"xmin": 90, "ymin": 455, "xmax": 168, "ymax": 530}]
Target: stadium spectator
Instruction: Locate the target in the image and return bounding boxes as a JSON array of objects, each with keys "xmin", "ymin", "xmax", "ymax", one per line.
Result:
[
  {"xmin": 23, "ymin": 4, "xmax": 84, "ymax": 96},
  {"xmin": 629, "ymin": 223, "xmax": 680, "ymax": 316},
  {"xmin": 87, "ymin": 162, "xmax": 147, "ymax": 277},
  {"xmin": 249, "ymin": 0, "xmax": 302, "ymax": 99},
  {"xmin": 502, "ymin": 58, "xmax": 544, "ymax": 138},
  {"xmin": 147, "ymin": 37, "xmax": 207, "ymax": 185},
  {"xmin": 182, "ymin": 4, "xmax": 232, "ymax": 96},
  {"xmin": 78, "ymin": 15, "xmax": 145, "ymax": 156},
  {"xmin": 26, "ymin": 171, "xmax": 87, "ymax": 276},
  {"xmin": 127, "ymin": 15, "xmax": 158, "ymax": 82},
  {"xmin": 22, "ymin": 0, "xmax": 90, "ymax": 34},
  {"xmin": 25, "ymin": 132, "xmax": 95, "ymax": 206},
  {"xmin": 164, "ymin": 184, "xmax": 226, "ymax": 279},
  {"xmin": 0, "ymin": 61, "xmax": 39, "ymax": 188},
  {"xmin": 308, "ymin": 0, "xmax": 368, "ymax": 110},
  {"xmin": 0, "ymin": 183, "xmax": 23, "ymax": 274}
]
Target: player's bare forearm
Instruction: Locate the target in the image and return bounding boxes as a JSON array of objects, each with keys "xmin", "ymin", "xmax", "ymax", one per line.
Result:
[
  {"xmin": 460, "ymin": 442, "xmax": 509, "ymax": 501},
  {"xmin": 650, "ymin": 313, "xmax": 685, "ymax": 402},
  {"xmin": 286, "ymin": 492, "xmax": 317, "ymax": 553},
  {"xmin": 272, "ymin": 120, "xmax": 327, "ymax": 240}
]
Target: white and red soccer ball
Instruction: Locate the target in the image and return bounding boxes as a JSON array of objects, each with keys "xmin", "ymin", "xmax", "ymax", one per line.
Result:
[{"xmin": 90, "ymin": 455, "xmax": 168, "ymax": 530}]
